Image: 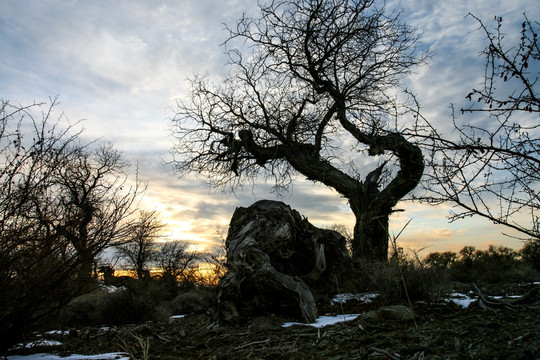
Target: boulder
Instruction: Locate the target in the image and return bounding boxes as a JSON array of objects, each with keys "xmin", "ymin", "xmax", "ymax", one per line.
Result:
[{"xmin": 362, "ymin": 305, "xmax": 415, "ymax": 322}]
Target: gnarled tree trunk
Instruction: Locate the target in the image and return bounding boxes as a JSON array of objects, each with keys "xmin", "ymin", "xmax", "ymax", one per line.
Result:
[{"xmin": 217, "ymin": 200, "xmax": 350, "ymax": 323}]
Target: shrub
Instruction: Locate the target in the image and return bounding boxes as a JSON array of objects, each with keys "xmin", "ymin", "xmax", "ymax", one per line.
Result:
[
  {"xmin": 424, "ymin": 251, "xmax": 457, "ymax": 269},
  {"xmin": 167, "ymin": 286, "xmax": 216, "ymax": 315},
  {"xmin": 432, "ymin": 245, "xmax": 540, "ymax": 283},
  {"xmin": 350, "ymin": 255, "xmax": 449, "ymax": 305},
  {"xmin": 58, "ymin": 280, "xmax": 217, "ymax": 328},
  {"xmin": 59, "ymin": 288, "xmax": 110, "ymax": 327},
  {"xmin": 521, "ymin": 240, "xmax": 540, "ymax": 271}
]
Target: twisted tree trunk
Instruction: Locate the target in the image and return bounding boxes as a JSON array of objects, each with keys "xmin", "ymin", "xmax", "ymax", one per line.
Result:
[{"xmin": 217, "ymin": 200, "xmax": 350, "ymax": 323}]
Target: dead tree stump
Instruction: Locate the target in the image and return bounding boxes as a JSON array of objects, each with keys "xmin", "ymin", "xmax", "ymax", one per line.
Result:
[{"xmin": 217, "ymin": 200, "xmax": 350, "ymax": 323}]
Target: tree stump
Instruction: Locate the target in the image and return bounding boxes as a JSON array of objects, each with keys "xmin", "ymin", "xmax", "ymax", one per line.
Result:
[{"xmin": 217, "ymin": 200, "xmax": 350, "ymax": 323}]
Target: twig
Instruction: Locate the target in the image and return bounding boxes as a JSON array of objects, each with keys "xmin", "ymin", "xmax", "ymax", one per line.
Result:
[
  {"xmin": 154, "ymin": 333, "xmax": 172, "ymax": 343},
  {"xmin": 389, "ymin": 219, "xmax": 418, "ymax": 329},
  {"xmin": 334, "ymin": 273, "xmax": 346, "ymax": 317},
  {"xmin": 117, "ymin": 332, "xmax": 150, "ymax": 360},
  {"xmin": 369, "ymin": 347, "xmax": 401, "ymax": 360},
  {"xmin": 409, "ymin": 351, "xmax": 425, "ymax": 360},
  {"xmin": 234, "ymin": 339, "xmax": 271, "ymax": 350}
]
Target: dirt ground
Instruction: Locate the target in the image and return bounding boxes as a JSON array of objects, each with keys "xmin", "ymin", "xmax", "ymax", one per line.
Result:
[{"xmin": 8, "ymin": 283, "xmax": 540, "ymax": 360}]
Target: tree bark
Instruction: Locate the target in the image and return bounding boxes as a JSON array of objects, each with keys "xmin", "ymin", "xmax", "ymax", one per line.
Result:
[
  {"xmin": 284, "ymin": 133, "xmax": 423, "ymax": 262},
  {"xmin": 77, "ymin": 250, "xmax": 95, "ymax": 282},
  {"xmin": 352, "ymin": 205, "xmax": 390, "ymax": 261},
  {"xmin": 217, "ymin": 200, "xmax": 350, "ymax": 323},
  {"xmin": 348, "ymin": 135, "xmax": 424, "ymax": 261}
]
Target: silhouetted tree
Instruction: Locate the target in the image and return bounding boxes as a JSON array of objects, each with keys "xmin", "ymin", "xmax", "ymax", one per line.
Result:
[
  {"xmin": 116, "ymin": 210, "xmax": 165, "ymax": 279},
  {"xmin": 425, "ymin": 251, "xmax": 458, "ymax": 269},
  {"xmin": 52, "ymin": 144, "xmax": 141, "ymax": 280},
  {"xmin": 0, "ymin": 99, "xmax": 81, "ymax": 352},
  {"xmin": 327, "ymin": 224, "xmax": 354, "ymax": 254},
  {"xmin": 201, "ymin": 242, "xmax": 228, "ymax": 285},
  {"xmin": 420, "ymin": 14, "xmax": 539, "ymax": 240},
  {"xmin": 153, "ymin": 240, "xmax": 200, "ymax": 282},
  {"xmin": 521, "ymin": 239, "xmax": 540, "ymax": 271},
  {"xmin": 171, "ymin": 0, "xmax": 426, "ymax": 261},
  {"xmin": 0, "ymin": 98, "xmax": 141, "ymax": 352}
]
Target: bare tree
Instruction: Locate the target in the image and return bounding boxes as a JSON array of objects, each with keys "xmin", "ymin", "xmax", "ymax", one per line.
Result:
[
  {"xmin": 419, "ymin": 14, "xmax": 539, "ymax": 240},
  {"xmin": 116, "ymin": 210, "xmax": 165, "ymax": 279},
  {"xmin": 51, "ymin": 144, "xmax": 141, "ymax": 279},
  {"xmin": 0, "ymin": 99, "xmax": 83, "ymax": 351},
  {"xmin": 0, "ymin": 98, "xmax": 142, "ymax": 351},
  {"xmin": 201, "ymin": 241, "xmax": 228, "ymax": 285},
  {"xmin": 327, "ymin": 223, "xmax": 354, "ymax": 254},
  {"xmin": 153, "ymin": 240, "xmax": 200, "ymax": 282},
  {"xmin": 171, "ymin": 0, "xmax": 426, "ymax": 261}
]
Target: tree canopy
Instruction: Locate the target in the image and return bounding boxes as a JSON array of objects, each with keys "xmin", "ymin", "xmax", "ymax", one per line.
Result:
[{"xmin": 171, "ymin": 0, "xmax": 427, "ymax": 261}]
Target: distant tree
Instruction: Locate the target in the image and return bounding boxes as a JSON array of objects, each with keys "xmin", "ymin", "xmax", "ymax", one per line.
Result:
[
  {"xmin": 327, "ymin": 224, "xmax": 353, "ymax": 254},
  {"xmin": 116, "ymin": 210, "xmax": 165, "ymax": 279},
  {"xmin": 200, "ymin": 240, "xmax": 228, "ymax": 285},
  {"xmin": 419, "ymin": 14, "xmax": 539, "ymax": 240},
  {"xmin": 458, "ymin": 246, "xmax": 479, "ymax": 267},
  {"xmin": 425, "ymin": 251, "xmax": 457, "ymax": 269},
  {"xmin": 153, "ymin": 240, "xmax": 200, "ymax": 282},
  {"xmin": 171, "ymin": 0, "xmax": 426, "ymax": 261},
  {"xmin": 521, "ymin": 239, "xmax": 540, "ymax": 271},
  {"xmin": 450, "ymin": 245, "xmax": 524, "ymax": 283}
]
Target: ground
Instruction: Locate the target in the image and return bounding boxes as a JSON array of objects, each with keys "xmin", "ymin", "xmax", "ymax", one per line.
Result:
[{"xmin": 7, "ymin": 283, "xmax": 540, "ymax": 360}]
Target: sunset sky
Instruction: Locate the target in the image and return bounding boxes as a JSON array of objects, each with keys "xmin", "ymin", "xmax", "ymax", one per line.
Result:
[{"xmin": 1, "ymin": 0, "xmax": 538, "ymax": 256}]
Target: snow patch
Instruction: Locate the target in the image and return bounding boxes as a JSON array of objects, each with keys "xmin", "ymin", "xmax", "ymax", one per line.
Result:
[
  {"xmin": 43, "ymin": 330, "xmax": 68, "ymax": 336},
  {"xmin": 12, "ymin": 340, "xmax": 63, "ymax": 350},
  {"xmin": 169, "ymin": 314, "xmax": 186, "ymax": 319},
  {"xmin": 331, "ymin": 293, "xmax": 378, "ymax": 305},
  {"xmin": 282, "ymin": 314, "xmax": 360, "ymax": 328},
  {"xmin": 446, "ymin": 292, "xmax": 523, "ymax": 308},
  {"xmin": 7, "ymin": 353, "xmax": 130, "ymax": 360},
  {"xmin": 446, "ymin": 292, "xmax": 477, "ymax": 308}
]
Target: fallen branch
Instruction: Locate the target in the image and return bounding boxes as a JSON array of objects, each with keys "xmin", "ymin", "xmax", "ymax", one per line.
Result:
[{"xmin": 473, "ymin": 284, "xmax": 539, "ymax": 310}]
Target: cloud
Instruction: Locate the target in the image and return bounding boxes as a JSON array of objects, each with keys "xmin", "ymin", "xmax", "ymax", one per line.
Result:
[{"xmin": 1, "ymin": 0, "xmax": 538, "ymax": 253}]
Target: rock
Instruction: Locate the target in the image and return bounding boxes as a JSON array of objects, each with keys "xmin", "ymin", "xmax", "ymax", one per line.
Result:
[
  {"xmin": 217, "ymin": 200, "xmax": 351, "ymax": 323},
  {"xmin": 363, "ymin": 305, "xmax": 415, "ymax": 322}
]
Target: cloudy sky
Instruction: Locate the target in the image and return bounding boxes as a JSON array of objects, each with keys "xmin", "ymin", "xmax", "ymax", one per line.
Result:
[{"xmin": 1, "ymin": 0, "xmax": 538, "ymax": 255}]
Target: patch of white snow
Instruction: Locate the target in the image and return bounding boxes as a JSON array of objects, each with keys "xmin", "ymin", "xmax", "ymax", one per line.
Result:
[
  {"xmin": 282, "ymin": 314, "xmax": 360, "ymax": 328},
  {"xmin": 7, "ymin": 352, "xmax": 130, "ymax": 360},
  {"xmin": 43, "ymin": 330, "xmax": 68, "ymax": 336},
  {"xmin": 169, "ymin": 314, "xmax": 186, "ymax": 319},
  {"xmin": 446, "ymin": 292, "xmax": 476, "ymax": 308},
  {"xmin": 331, "ymin": 293, "xmax": 378, "ymax": 304}
]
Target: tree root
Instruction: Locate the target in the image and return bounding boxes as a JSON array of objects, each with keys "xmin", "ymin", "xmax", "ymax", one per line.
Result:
[{"xmin": 473, "ymin": 283, "xmax": 540, "ymax": 311}]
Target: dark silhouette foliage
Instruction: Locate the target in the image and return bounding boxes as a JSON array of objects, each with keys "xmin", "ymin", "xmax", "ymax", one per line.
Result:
[
  {"xmin": 172, "ymin": 0, "xmax": 427, "ymax": 261},
  {"xmin": 0, "ymin": 99, "xmax": 140, "ymax": 352}
]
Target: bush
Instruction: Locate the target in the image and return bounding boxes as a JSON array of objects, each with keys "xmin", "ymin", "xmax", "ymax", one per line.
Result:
[
  {"xmin": 350, "ymin": 255, "xmax": 449, "ymax": 305},
  {"xmin": 521, "ymin": 240, "xmax": 540, "ymax": 271},
  {"xmin": 167, "ymin": 287, "xmax": 217, "ymax": 315},
  {"xmin": 58, "ymin": 280, "xmax": 217, "ymax": 328},
  {"xmin": 59, "ymin": 288, "xmax": 110, "ymax": 327},
  {"xmin": 447, "ymin": 245, "xmax": 538, "ymax": 283},
  {"xmin": 425, "ymin": 245, "xmax": 540, "ymax": 284}
]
